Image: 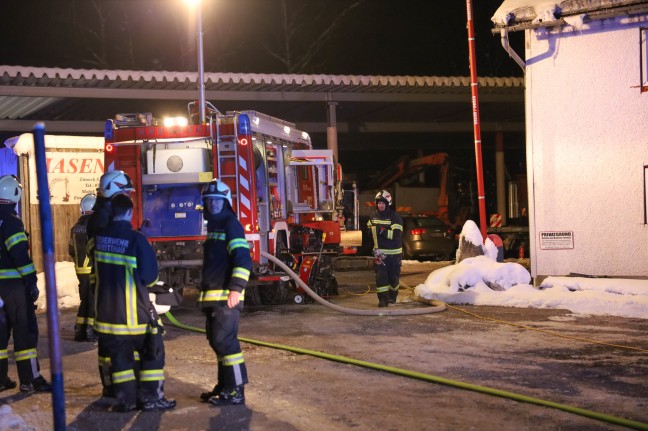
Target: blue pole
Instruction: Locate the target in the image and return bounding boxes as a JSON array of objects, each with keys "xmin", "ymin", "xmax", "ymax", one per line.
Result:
[{"xmin": 32, "ymin": 123, "xmax": 66, "ymax": 430}]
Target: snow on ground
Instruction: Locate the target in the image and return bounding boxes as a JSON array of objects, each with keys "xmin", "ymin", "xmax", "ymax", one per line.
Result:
[
  {"xmin": 36, "ymin": 222, "xmax": 648, "ymax": 319},
  {"xmin": 414, "ymin": 221, "xmax": 648, "ymax": 319}
]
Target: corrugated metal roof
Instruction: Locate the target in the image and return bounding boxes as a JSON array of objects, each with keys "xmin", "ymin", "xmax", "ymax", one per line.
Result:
[
  {"xmin": 0, "ymin": 65, "xmax": 525, "ymax": 137},
  {"xmin": 0, "ymin": 65, "xmax": 523, "ymax": 93}
]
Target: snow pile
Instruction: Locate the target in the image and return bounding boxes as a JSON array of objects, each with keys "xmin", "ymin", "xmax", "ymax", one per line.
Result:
[
  {"xmin": 0, "ymin": 405, "xmax": 33, "ymax": 431},
  {"xmin": 35, "ymin": 261, "xmax": 80, "ymax": 312},
  {"xmin": 415, "ymin": 221, "xmax": 648, "ymax": 319}
]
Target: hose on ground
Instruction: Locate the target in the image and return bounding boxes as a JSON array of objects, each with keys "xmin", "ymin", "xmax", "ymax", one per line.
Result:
[
  {"xmin": 163, "ymin": 311, "xmax": 648, "ymax": 431},
  {"xmin": 260, "ymin": 250, "xmax": 446, "ymax": 315}
]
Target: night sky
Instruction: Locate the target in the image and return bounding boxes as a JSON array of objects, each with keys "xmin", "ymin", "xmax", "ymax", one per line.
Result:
[
  {"xmin": 2, "ymin": 0, "xmax": 522, "ymax": 77},
  {"xmin": 2, "ymin": 0, "xmax": 525, "ymax": 200}
]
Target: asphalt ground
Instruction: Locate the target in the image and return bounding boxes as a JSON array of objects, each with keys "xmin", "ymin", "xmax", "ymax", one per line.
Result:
[{"xmin": 2, "ymin": 260, "xmax": 647, "ymax": 431}]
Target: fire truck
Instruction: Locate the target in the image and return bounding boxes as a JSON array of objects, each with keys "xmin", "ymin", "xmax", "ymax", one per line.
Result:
[{"xmin": 104, "ymin": 101, "xmax": 355, "ymax": 304}]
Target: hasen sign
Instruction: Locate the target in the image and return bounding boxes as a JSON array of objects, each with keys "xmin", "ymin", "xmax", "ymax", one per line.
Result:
[{"xmin": 29, "ymin": 152, "xmax": 104, "ymax": 205}]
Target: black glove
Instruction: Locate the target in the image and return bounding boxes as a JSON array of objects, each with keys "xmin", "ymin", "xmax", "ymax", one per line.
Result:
[{"xmin": 28, "ymin": 284, "xmax": 39, "ymax": 303}]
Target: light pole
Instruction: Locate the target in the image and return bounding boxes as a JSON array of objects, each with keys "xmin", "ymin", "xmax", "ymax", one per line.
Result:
[{"xmin": 185, "ymin": 0, "xmax": 206, "ymax": 124}]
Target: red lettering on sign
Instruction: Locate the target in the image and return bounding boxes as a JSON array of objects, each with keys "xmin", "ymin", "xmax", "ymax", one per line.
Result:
[{"xmin": 45, "ymin": 156, "xmax": 105, "ymax": 174}]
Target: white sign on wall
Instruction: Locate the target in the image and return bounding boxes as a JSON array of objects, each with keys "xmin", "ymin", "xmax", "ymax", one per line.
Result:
[
  {"xmin": 29, "ymin": 151, "xmax": 104, "ymax": 205},
  {"xmin": 539, "ymin": 231, "xmax": 574, "ymax": 250}
]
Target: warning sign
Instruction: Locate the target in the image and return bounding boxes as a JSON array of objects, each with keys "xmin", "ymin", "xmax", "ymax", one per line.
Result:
[
  {"xmin": 539, "ymin": 231, "xmax": 574, "ymax": 250},
  {"xmin": 489, "ymin": 214, "xmax": 502, "ymax": 227}
]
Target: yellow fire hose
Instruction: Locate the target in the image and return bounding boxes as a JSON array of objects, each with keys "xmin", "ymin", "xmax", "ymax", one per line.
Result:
[{"xmin": 163, "ymin": 311, "xmax": 648, "ymax": 430}]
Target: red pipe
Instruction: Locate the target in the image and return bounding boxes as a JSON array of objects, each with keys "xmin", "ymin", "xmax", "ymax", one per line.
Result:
[{"xmin": 466, "ymin": 0, "xmax": 488, "ymax": 239}]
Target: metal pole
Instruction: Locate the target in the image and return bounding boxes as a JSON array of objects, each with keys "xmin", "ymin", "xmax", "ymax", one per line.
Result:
[
  {"xmin": 326, "ymin": 100, "xmax": 339, "ymax": 162},
  {"xmin": 466, "ymin": 0, "xmax": 488, "ymax": 238},
  {"xmin": 197, "ymin": 1, "xmax": 206, "ymax": 124},
  {"xmin": 32, "ymin": 123, "xmax": 66, "ymax": 430}
]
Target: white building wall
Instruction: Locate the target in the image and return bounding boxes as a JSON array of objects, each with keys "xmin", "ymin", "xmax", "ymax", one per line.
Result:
[{"xmin": 526, "ymin": 15, "xmax": 648, "ymax": 278}]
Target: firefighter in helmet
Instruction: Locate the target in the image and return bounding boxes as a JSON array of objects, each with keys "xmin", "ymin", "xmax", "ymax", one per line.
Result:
[
  {"xmin": 198, "ymin": 179, "xmax": 251, "ymax": 406},
  {"xmin": 69, "ymin": 193, "xmax": 97, "ymax": 342},
  {"xmin": 0, "ymin": 175, "xmax": 51, "ymax": 393},
  {"xmin": 92, "ymin": 193, "xmax": 175, "ymax": 412},
  {"xmin": 367, "ymin": 190, "xmax": 403, "ymax": 307},
  {"xmin": 87, "ymin": 170, "xmax": 135, "ymax": 397}
]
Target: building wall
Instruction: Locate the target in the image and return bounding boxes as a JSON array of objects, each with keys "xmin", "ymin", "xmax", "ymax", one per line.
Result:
[{"xmin": 526, "ymin": 15, "xmax": 648, "ymax": 278}]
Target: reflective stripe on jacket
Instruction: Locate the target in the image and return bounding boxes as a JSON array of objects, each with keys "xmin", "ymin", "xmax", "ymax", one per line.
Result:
[{"xmin": 94, "ymin": 220, "xmax": 159, "ymax": 336}]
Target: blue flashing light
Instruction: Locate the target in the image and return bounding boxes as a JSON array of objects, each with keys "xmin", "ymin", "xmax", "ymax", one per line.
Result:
[
  {"xmin": 104, "ymin": 120, "xmax": 114, "ymax": 140},
  {"xmin": 238, "ymin": 113, "xmax": 251, "ymax": 136}
]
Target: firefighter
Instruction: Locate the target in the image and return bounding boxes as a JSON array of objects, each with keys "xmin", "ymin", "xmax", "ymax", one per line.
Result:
[
  {"xmin": 93, "ymin": 193, "xmax": 175, "ymax": 412},
  {"xmin": 88, "ymin": 170, "xmax": 135, "ymax": 397},
  {"xmin": 0, "ymin": 175, "xmax": 51, "ymax": 393},
  {"xmin": 198, "ymin": 179, "xmax": 251, "ymax": 406},
  {"xmin": 69, "ymin": 193, "xmax": 97, "ymax": 342},
  {"xmin": 367, "ymin": 190, "xmax": 403, "ymax": 307}
]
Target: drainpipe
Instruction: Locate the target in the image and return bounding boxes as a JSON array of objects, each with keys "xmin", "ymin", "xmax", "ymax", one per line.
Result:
[{"xmin": 500, "ymin": 28, "xmax": 526, "ymax": 72}]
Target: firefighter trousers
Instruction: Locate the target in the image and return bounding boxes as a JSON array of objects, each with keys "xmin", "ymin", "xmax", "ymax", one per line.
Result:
[
  {"xmin": 0, "ymin": 281, "xmax": 42, "ymax": 385},
  {"xmin": 75, "ymin": 274, "xmax": 95, "ymax": 326},
  {"xmin": 99, "ymin": 332, "xmax": 166, "ymax": 405},
  {"xmin": 374, "ymin": 254, "xmax": 402, "ymax": 303},
  {"xmin": 205, "ymin": 305, "xmax": 248, "ymax": 389}
]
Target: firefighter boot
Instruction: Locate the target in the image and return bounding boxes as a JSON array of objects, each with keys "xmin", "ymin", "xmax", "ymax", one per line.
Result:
[
  {"xmin": 377, "ymin": 292, "xmax": 389, "ymax": 308},
  {"xmin": 388, "ymin": 288, "xmax": 398, "ymax": 304},
  {"xmin": 19, "ymin": 375, "xmax": 51, "ymax": 393},
  {"xmin": 200, "ymin": 384, "xmax": 222, "ymax": 402},
  {"xmin": 85, "ymin": 326, "xmax": 98, "ymax": 343},
  {"xmin": 74, "ymin": 324, "xmax": 87, "ymax": 342},
  {"xmin": 140, "ymin": 397, "xmax": 177, "ymax": 412},
  {"xmin": 0, "ymin": 377, "xmax": 17, "ymax": 393},
  {"xmin": 209, "ymin": 385, "xmax": 245, "ymax": 406}
]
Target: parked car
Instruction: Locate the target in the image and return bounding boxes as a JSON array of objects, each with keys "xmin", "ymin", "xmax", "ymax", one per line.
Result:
[{"xmin": 401, "ymin": 215, "xmax": 457, "ymax": 261}]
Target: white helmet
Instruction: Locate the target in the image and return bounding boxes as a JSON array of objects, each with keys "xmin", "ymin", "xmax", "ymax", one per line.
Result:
[
  {"xmin": 99, "ymin": 170, "xmax": 134, "ymax": 198},
  {"xmin": 0, "ymin": 175, "xmax": 23, "ymax": 204},
  {"xmin": 202, "ymin": 179, "xmax": 232, "ymax": 207},
  {"xmin": 80, "ymin": 193, "xmax": 96, "ymax": 214},
  {"xmin": 375, "ymin": 190, "xmax": 392, "ymax": 206}
]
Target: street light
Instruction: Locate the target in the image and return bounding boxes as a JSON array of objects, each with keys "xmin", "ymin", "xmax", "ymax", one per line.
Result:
[{"xmin": 184, "ymin": 0, "xmax": 206, "ymax": 124}]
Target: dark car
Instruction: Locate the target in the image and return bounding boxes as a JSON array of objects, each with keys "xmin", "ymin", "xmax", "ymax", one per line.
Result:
[{"xmin": 401, "ymin": 215, "xmax": 457, "ymax": 261}]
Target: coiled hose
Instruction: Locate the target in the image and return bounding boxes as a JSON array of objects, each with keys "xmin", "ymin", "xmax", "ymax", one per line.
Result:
[{"xmin": 259, "ymin": 251, "xmax": 446, "ymax": 315}]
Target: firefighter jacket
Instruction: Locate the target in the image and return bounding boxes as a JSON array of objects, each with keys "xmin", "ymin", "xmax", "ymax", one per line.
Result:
[
  {"xmin": 199, "ymin": 209, "xmax": 252, "ymax": 308},
  {"xmin": 367, "ymin": 207, "xmax": 403, "ymax": 255},
  {"xmin": 69, "ymin": 214, "xmax": 92, "ymax": 276},
  {"xmin": 0, "ymin": 204, "xmax": 36, "ymax": 288},
  {"xmin": 92, "ymin": 220, "xmax": 159, "ymax": 336}
]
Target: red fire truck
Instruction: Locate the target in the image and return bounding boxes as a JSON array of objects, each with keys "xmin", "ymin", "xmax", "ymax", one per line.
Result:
[{"xmin": 104, "ymin": 102, "xmax": 356, "ymax": 304}]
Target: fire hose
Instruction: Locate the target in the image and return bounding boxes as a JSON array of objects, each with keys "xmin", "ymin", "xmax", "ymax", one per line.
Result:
[
  {"xmin": 162, "ymin": 264, "xmax": 648, "ymax": 431},
  {"xmin": 259, "ymin": 251, "xmax": 446, "ymax": 315},
  {"xmin": 160, "ymin": 252, "xmax": 648, "ymax": 430}
]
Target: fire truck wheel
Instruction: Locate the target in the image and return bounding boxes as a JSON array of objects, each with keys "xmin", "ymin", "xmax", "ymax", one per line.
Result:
[
  {"xmin": 293, "ymin": 293, "xmax": 305, "ymax": 305},
  {"xmin": 259, "ymin": 282, "xmax": 289, "ymax": 305}
]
